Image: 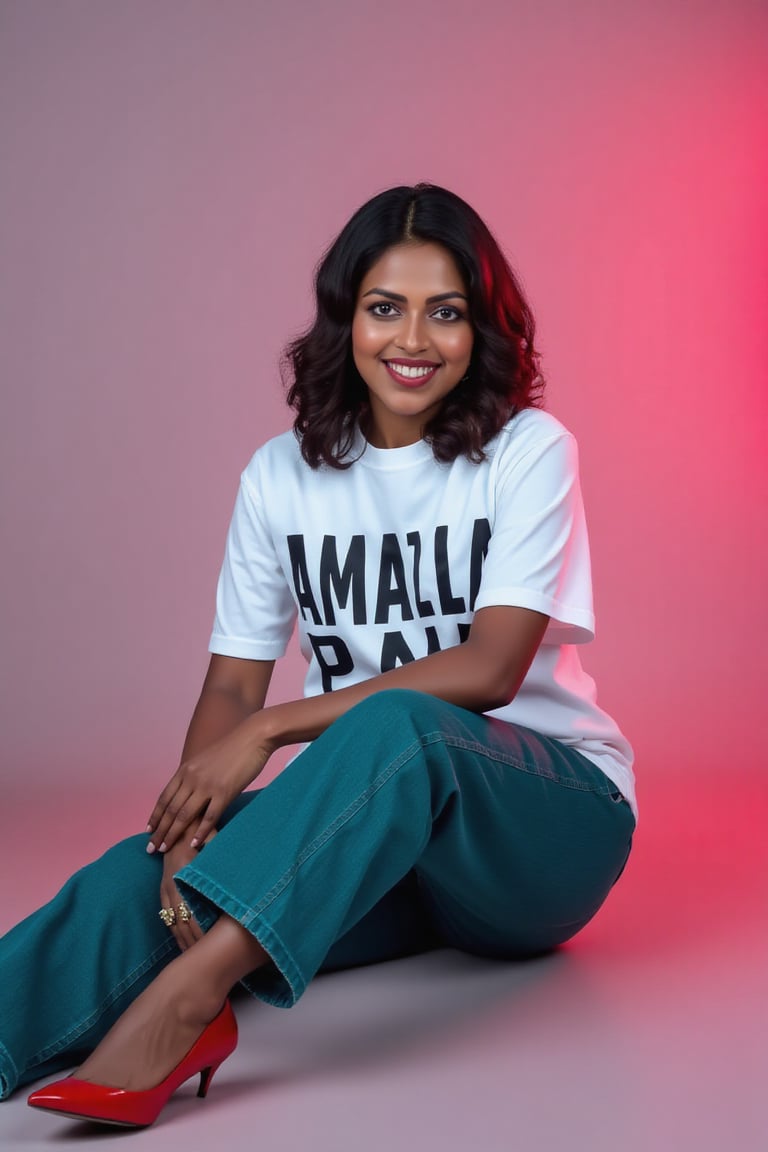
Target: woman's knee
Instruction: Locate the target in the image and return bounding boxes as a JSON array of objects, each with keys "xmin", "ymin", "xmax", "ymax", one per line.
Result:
[{"xmin": 343, "ymin": 688, "xmax": 447, "ymax": 731}]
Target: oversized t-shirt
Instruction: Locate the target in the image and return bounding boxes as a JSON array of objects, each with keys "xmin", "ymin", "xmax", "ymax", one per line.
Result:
[{"xmin": 209, "ymin": 408, "xmax": 637, "ymax": 816}]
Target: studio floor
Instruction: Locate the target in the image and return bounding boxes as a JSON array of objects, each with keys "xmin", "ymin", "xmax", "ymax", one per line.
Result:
[{"xmin": 0, "ymin": 765, "xmax": 764, "ymax": 1152}]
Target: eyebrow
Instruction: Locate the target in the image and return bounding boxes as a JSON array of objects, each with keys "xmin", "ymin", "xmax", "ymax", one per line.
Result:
[{"xmin": 361, "ymin": 288, "xmax": 468, "ymax": 304}]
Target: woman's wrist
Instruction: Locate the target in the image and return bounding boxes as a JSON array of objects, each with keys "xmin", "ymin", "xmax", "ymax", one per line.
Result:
[
  {"xmin": 243, "ymin": 703, "xmax": 284, "ymax": 758},
  {"xmin": 245, "ymin": 694, "xmax": 334, "ymax": 753}
]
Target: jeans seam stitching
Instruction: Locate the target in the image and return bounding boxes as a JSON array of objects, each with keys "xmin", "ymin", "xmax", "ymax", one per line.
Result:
[
  {"xmin": 437, "ymin": 733, "xmax": 616, "ymax": 794},
  {"xmin": 0, "ymin": 1038, "xmax": 19, "ymax": 1087},
  {"xmin": 176, "ymin": 871, "xmax": 305, "ymax": 1005},
  {"xmin": 26, "ymin": 936, "xmax": 177, "ymax": 1069},
  {"xmin": 250, "ymin": 735, "xmax": 432, "ymax": 915}
]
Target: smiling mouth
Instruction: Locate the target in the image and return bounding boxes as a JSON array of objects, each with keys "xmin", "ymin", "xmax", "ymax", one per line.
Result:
[{"xmin": 383, "ymin": 360, "xmax": 440, "ymax": 384}]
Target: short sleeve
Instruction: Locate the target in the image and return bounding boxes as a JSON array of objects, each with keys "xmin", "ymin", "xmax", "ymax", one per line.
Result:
[
  {"xmin": 209, "ymin": 470, "xmax": 297, "ymax": 659},
  {"xmin": 473, "ymin": 431, "xmax": 595, "ymax": 643}
]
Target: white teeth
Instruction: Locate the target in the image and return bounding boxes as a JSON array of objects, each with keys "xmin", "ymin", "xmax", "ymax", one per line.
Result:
[{"xmin": 387, "ymin": 363, "xmax": 435, "ymax": 378}]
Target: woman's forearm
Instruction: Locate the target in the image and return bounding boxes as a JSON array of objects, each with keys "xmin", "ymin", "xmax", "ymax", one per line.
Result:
[
  {"xmin": 178, "ymin": 657, "xmax": 276, "ymax": 762},
  {"xmin": 253, "ymin": 649, "xmax": 490, "ymax": 753},
  {"xmin": 253, "ymin": 606, "xmax": 549, "ymax": 755},
  {"xmin": 145, "ymin": 658, "xmax": 276, "ymax": 847},
  {"xmin": 179, "ymin": 688, "xmax": 255, "ymax": 762}
]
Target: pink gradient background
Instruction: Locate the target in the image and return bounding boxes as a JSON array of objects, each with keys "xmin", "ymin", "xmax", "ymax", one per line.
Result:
[
  {"xmin": 1, "ymin": 0, "xmax": 766, "ymax": 797},
  {"xmin": 1, "ymin": 6, "xmax": 766, "ymax": 1149}
]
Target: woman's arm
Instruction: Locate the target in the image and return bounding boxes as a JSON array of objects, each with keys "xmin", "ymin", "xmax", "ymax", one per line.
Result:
[
  {"xmin": 178, "ymin": 655, "xmax": 276, "ymax": 762},
  {"xmin": 147, "ymin": 604, "xmax": 548, "ymax": 853},
  {"xmin": 154, "ymin": 656, "xmax": 276, "ymax": 948},
  {"xmin": 259, "ymin": 604, "xmax": 547, "ymax": 747}
]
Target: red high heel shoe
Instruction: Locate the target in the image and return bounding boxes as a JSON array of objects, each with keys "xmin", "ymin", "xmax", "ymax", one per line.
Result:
[{"xmin": 27, "ymin": 999, "xmax": 238, "ymax": 1128}]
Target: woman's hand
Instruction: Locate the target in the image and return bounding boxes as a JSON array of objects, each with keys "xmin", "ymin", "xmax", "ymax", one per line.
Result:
[
  {"xmin": 146, "ymin": 719, "xmax": 273, "ymax": 854},
  {"xmin": 159, "ymin": 841, "xmax": 204, "ymax": 951}
]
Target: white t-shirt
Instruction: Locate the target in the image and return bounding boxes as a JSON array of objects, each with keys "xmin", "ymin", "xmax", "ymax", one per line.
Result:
[{"xmin": 210, "ymin": 408, "xmax": 637, "ymax": 816}]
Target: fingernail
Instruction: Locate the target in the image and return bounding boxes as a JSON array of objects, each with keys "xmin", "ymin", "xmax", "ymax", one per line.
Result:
[
  {"xmin": 146, "ymin": 842, "xmax": 156, "ymax": 855},
  {"xmin": 190, "ymin": 838, "xmax": 199, "ymax": 849},
  {"xmin": 146, "ymin": 824, "xmax": 153, "ymax": 833},
  {"xmin": 159, "ymin": 842, "xmax": 167, "ymax": 853}
]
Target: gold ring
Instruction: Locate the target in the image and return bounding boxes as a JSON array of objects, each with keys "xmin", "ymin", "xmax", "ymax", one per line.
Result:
[
  {"xmin": 177, "ymin": 900, "xmax": 193, "ymax": 924},
  {"xmin": 158, "ymin": 906, "xmax": 177, "ymax": 927}
]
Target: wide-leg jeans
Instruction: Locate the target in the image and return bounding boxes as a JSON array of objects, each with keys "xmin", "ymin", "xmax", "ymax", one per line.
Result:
[{"xmin": 0, "ymin": 689, "xmax": 635, "ymax": 1098}]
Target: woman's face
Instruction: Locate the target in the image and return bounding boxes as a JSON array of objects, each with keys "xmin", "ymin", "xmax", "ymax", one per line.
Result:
[{"xmin": 351, "ymin": 242, "xmax": 474, "ymax": 449}]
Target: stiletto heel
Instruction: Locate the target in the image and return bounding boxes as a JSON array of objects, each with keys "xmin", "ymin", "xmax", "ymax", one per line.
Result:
[
  {"xmin": 197, "ymin": 1065, "xmax": 216, "ymax": 1098},
  {"xmin": 27, "ymin": 1000, "xmax": 238, "ymax": 1128}
]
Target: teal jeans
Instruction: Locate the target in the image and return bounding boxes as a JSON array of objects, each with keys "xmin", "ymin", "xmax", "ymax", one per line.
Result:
[{"xmin": 0, "ymin": 690, "xmax": 635, "ymax": 1098}]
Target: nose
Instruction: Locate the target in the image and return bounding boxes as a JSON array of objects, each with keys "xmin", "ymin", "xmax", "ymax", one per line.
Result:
[{"xmin": 395, "ymin": 312, "xmax": 429, "ymax": 354}]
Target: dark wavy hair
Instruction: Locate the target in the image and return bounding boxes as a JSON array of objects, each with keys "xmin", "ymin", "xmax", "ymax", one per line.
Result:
[{"xmin": 284, "ymin": 184, "xmax": 545, "ymax": 469}]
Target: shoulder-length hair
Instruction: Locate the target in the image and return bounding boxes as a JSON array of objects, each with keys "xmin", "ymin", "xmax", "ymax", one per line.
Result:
[{"xmin": 284, "ymin": 183, "xmax": 544, "ymax": 469}]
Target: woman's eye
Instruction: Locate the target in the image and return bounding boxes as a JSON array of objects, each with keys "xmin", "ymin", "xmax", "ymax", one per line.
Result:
[{"xmin": 367, "ymin": 302, "xmax": 464, "ymax": 321}]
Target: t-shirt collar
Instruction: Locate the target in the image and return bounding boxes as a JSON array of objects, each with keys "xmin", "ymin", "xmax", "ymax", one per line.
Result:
[{"xmin": 348, "ymin": 425, "xmax": 434, "ymax": 470}]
